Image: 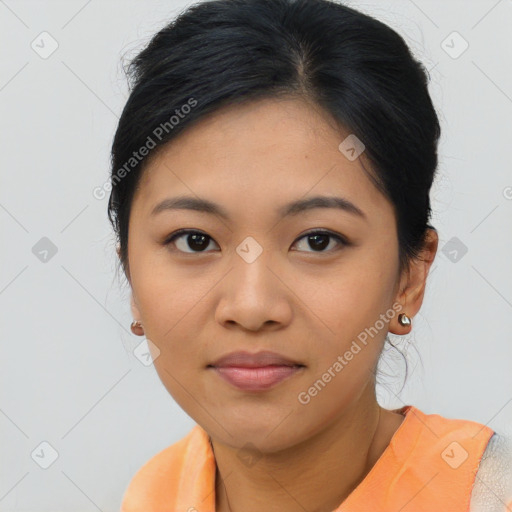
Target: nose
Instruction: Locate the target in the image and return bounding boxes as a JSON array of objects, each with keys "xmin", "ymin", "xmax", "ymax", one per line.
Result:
[{"xmin": 214, "ymin": 247, "xmax": 293, "ymax": 332}]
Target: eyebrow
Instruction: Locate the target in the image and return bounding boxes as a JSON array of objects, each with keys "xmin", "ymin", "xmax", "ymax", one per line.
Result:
[{"xmin": 151, "ymin": 195, "xmax": 367, "ymax": 221}]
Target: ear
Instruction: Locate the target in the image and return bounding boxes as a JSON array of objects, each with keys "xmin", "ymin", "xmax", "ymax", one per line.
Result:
[
  {"xmin": 130, "ymin": 293, "xmax": 141, "ymax": 321},
  {"xmin": 129, "ymin": 292, "xmax": 145, "ymax": 336},
  {"xmin": 389, "ymin": 228, "xmax": 439, "ymax": 335}
]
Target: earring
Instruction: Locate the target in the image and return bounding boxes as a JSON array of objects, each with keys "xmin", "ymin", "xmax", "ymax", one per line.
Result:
[
  {"xmin": 398, "ymin": 313, "xmax": 411, "ymax": 327},
  {"xmin": 130, "ymin": 320, "xmax": 144, "ymax": 336}
]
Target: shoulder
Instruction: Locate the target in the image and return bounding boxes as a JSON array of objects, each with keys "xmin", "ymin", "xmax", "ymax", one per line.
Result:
[
  {"xmin": 400, "ymin": 406, "xmax": 511, "ymax": 511},
  {"xmin": 389, "ymin": 406, "xmax": 496, "ymax": 507},
  {"xmin": 399, "ymin": 405, "xmax": 495, "ymax": 453},
  {"xmin": 120, "ymin": 425, "xmax": 204, "ymax": 512}
]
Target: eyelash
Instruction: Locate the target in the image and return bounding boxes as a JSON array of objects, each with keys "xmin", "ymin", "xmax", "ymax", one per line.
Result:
[{"xmin": 163, "ymin": 229, "xmax": 349, "ymax": 254}]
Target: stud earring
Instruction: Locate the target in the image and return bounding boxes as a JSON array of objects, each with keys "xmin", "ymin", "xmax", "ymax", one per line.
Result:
[
  {"xmin": 398, "ymin": 313, "xmax": 411, "ymax": 327},
  {"xmin": 130, "ymin": 320, "xmax": 144, "ymax": 336}
]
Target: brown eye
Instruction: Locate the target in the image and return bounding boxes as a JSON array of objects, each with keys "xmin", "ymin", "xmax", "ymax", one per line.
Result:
[
  {"xmin": 292, "ymin": 230, "xmax": 347, "ymax": 253},
  {"xmin": 165, "ymin": 230, "xmax": 219, "ymax": 253}
]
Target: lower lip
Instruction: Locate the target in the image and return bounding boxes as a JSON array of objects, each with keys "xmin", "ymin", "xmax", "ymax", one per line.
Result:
[{"xmin": 210, "ymin": 365, "xmax": 303, "ymax": 391}]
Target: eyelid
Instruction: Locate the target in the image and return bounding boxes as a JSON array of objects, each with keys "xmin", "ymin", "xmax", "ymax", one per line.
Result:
[
  {"xmin": 164, "ymin": 228, "xmax": 210, "ymax": 245},
  {"xmin": 297, "ymin": 228, "xmax": 349, "ymax": 244}
]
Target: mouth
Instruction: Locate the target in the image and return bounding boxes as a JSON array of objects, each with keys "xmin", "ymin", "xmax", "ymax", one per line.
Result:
[{"xmin": 207, "ymin": 350, "xmax": 305, "ymax": 391}]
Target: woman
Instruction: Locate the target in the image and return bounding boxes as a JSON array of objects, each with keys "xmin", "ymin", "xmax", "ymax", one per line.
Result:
[{"xmin": 108, "ymin": 0, "xmax": 512, "ymax": 510}]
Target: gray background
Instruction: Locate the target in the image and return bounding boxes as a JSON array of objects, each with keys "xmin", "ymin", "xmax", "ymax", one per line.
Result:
[{"xmin": 1, "ymin": 0, "xmax": 511, "ymax": 510}]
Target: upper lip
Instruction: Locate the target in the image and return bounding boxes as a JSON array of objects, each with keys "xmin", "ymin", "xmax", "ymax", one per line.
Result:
[{"xmin": 208, "ymin": 350, "xmax": 304, "ymax": 368}]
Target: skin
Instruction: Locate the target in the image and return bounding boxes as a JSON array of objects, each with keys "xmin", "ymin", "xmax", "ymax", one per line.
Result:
[{"xmin": 124, "ymin": 96, "xmax": 438, "ymax": 512}]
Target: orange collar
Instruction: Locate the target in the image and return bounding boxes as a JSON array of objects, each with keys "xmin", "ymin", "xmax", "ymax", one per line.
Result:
[{"xmin": 121, "ymin": 405, "xmax": 495, "ymax": 512}]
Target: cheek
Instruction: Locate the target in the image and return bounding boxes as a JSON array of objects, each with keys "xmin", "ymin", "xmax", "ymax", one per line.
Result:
[
  {"xmin": 295, "ymin": 258, "xmax": 397, "ymax": 390},
  {"xmin": 129, "ymin": 258, "xmax": 212, "ymax": 392},
  {"xmin": 131, "ymin": 251, "xmax": 206, "ymax": 334},
  {"xmin": 302, "ymin": 261, "xmax": 396, "ymax": 337}
]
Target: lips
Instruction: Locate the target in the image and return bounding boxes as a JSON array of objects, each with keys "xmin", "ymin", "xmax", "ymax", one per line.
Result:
[
  {"xmin": 208, "ymin": 350, "xmax": 304, "ymax": 368},
  {"xmin": 207, "ymin": 350, "xmax": 305, "ymax": 391}
]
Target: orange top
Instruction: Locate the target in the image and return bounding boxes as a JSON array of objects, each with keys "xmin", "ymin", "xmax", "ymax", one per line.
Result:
[{"xmin": 120, "ymin": 405, "xmax": 510, "ymax": 512}]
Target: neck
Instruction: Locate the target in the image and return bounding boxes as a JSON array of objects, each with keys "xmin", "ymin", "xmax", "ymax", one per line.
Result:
[{"xmin": 211, "ymin": 386, "xmax": 404, "ymax": 512}]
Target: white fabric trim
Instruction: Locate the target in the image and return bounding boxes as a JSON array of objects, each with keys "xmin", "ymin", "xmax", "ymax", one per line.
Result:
[{"xmin": 469, "ymin": 431, "xmax": 512, "ymax": 512}]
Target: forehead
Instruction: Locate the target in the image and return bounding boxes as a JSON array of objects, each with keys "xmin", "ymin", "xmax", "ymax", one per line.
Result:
[{"xmin": 133, "ymin": 97, "xmax": 393, "ymax": 223}]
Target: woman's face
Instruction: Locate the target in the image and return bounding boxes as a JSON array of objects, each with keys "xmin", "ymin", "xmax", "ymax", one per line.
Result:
[{"xmin": 127, "ymin": 97, "xmax": 413, "ymax": 451}]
